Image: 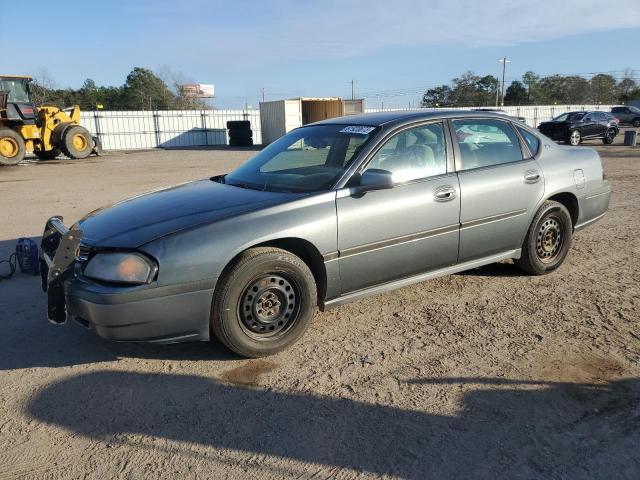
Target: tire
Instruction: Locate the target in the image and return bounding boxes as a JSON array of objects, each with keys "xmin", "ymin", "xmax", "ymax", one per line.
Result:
[
  {"xmin": 34, "ymin": 148, "xmax": 62, "ymax": 160},
  {"xmin": 633, "ymin": 118, "xmax": 640, "ymax": 128},
  {"xmin": 602, "ymin": 128, "xmax": 616, "ymax": 145},
  {"xmin": 227, "ymin": 120, "xmax": 251, "ymax": 130},
  {"xmin": 0, "ymin": 128, "xmax": 26, "ymax": 165},
  {"xmin": 228, "ymin": 131, "xmax": 253, "ymax": 141},
  {"xmin": 60, "ymin": 125, "xmax": 93, "ymax": 159},
  {"xmin": 567, "ymin": 130, "xmax": 581, "ymax": 146},
  {"xmin": 211, "ymin": 247, "xmax": 317, "ymax": 358},
  {"xmin": 514, "ymin": 200, "xmax": 573, "ymax": 275},
  {"xmin": 229, "ymin": 137, "xmax": 253, "ymax": 147}
]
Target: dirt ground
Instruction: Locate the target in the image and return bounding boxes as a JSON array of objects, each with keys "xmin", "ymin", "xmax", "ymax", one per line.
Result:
[{"xmin": 0, "ymin": 130, "xmax": 639, "ymax": 479}]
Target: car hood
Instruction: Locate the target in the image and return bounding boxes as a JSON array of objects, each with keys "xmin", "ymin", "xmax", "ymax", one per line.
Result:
[{"xmin": 76, "ymin": 178, "xmax": 299, "ymax": 248}]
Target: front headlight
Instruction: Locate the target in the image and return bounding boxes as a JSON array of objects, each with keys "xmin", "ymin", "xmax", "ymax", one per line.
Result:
[{"xmin": 84, "ymin": 252, "xmax": 157, "ymax": 285}]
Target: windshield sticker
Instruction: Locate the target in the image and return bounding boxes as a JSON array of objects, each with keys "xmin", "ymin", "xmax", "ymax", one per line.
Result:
[{"xmin": 340, "ymin": 126, "xmax": 376, "ymax": 135}]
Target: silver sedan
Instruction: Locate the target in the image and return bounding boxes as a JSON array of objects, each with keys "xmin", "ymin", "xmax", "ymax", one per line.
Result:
[{"xmin": 40, "ymin": 111, "xmax": 611, "ymax": 357}]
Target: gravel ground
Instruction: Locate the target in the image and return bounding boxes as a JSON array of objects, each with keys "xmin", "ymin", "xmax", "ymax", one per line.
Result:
[{"xmin": 0, "ymin": 131, "xmax": 639, "ymax": 480}]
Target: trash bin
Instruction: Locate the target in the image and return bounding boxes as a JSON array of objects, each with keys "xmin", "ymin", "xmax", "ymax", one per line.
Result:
[{"xmin": 624, "ymin": 130, "xmax": 637, "ymax": 147}]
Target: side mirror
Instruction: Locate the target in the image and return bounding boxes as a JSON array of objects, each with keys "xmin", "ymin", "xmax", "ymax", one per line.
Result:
[{"xmin": 356, "ymin": 169, "xmax": 394, "ymax": 193}]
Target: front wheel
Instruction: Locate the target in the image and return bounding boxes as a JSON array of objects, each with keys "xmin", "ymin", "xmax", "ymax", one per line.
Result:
[
  {"xmin": 633, "ymin": 118, "xmax": 640, "ymax": 128},
  {"xmin": 602, "ymin": 129, "xmax": 616, "ymax": 145},
  {"xmin": 514, "ymin": 201, "xmax": 573, "ymax": 275},
  {"xmin": 567, "ymin": 130, "xmax": 581, "ymax": 146},
  {"xmin": 61, "ymin": 125, "xmax": 93, "ymax": 159},
  {"xmin": 211, "ymin": 247, "xmax": 317, "ymax": 357}
]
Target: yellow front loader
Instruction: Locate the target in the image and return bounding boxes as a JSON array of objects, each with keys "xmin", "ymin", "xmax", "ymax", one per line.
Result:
[{"xmin": 0, "ymin": 75, "xmax": 98, "ymax": 165}]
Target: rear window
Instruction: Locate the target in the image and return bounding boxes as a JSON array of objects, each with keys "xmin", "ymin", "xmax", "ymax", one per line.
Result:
[{"xmin": 611, "ymin": 107, "xmax": 625, "ymax": 113}]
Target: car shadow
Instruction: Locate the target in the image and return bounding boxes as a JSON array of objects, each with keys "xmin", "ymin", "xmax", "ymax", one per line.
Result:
[
  {"xmin": 457, "ymin": 261, "xmax": 524, "ymax": 278},
  {"xmin": 25, "ymin": 371, "xmax": 640, "ymax": 479}
]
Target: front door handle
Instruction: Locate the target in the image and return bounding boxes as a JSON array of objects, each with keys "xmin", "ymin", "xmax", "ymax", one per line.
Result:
[
  {"xmin": 434, "ymin": 186, "xmax": 457, "ymax": 202},
  {"xmin": 524, "ymin": 170, "xmax": 541, "ymax": 184}
]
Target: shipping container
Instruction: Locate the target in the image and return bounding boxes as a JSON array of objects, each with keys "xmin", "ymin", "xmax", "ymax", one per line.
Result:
[{"xmin": 259, "ymin": 97, "xmax": 364, "ymax": 144}]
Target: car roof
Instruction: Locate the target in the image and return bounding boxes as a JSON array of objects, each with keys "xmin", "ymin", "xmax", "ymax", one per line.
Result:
[{"xmin": 311, "ymin": 109, "xmax": 517, "ymax": 128}]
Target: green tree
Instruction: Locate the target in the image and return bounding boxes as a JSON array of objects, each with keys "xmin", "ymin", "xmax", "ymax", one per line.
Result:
[
  {"xmin": 537, "ymin": 75, "xmax": 590, "ymax": 104},
  {"xmin": 448, "ymin": 71, "xmax": 498, "ymax": 106},
  {"xmin": 522, "ymin": 71, "xmax": 541, "ymax": 103},
  {"xmin": 504, "ymin": 81, "xmax": 528, "ymax": 105},
  {"xmin": 589, "ymin": 74, "xmax": 617, "ymax": 104},
  {"xmin": 617, "ymin": 77, "xmax": 637, "ymax": 103},
  {"xmin": 122, "ymin": 67, "xmax": 177, "ymax": 110},
  {"xmin": 421, "ymin": 85, "xmax": 452, "ymax": 107}
]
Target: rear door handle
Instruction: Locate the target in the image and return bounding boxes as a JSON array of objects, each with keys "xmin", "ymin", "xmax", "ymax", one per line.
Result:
[
  {"xmin": 434, "ymin": 186, "xmax": 457, "ymax": 202},
  {"xmin": 524, "ymin": 170, "xmax": 541, "ymax": 184}
]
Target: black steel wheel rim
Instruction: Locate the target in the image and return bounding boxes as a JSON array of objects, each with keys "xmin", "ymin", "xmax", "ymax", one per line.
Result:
[
  {"xmin": 238, "ymin": 273, "xmax": 300, "ymax": 339},
  {"xmin": 536, "ymin": 215, "xmax": 563, "ymax": 263}
]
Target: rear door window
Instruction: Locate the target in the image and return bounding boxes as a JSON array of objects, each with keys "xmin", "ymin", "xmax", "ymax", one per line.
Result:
[{"xmin": 452, "ymin": 119, "xmax": 524, "ymax": 170}]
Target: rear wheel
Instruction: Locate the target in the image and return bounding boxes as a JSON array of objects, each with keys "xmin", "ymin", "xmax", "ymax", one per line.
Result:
[
  {"xmin": 514, "ymin": 201, "xmax": 573, "ymax": 275},
  {"xmin": 633, "ymin": 118, "xmax": 640, "ymax": 128},
  {"xmin": 567, "ymin": 130, "xmax": 581, "ymax": 146},
  {"xmin": 602, "ymin": 128, "xmax": 616, "ymax": 144},
  {"xmin": 0, "ymin": 128, "xmax": 26, "ymax": 165},
  {"xmin": 61, "ymin": 126, "xmax": 93, "ymax": 159},
  {"xmin": 211, "ymin": 247, "xmax": 316, "ymax": 357}
]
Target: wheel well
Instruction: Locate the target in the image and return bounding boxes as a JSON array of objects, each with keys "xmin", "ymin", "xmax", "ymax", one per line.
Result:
[
  {"xmin": 548, "ymin": 192, "xmax": 579, "ymax": 227},
  {"xmin": 228, "ymin": 238, "xmax": 327, "ymax": 305}
]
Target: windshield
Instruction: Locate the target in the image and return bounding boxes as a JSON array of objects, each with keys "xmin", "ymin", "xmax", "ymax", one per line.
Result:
[
  {"xmin": 0, "ymin": 78, "xmax": 30, "ymax": 103},
  {"xmin": 553, "ymin": 112, "xmax": 585, "ymax": 122},
  {"xmin": 224, "ymin": 124, "xmax": 378, "ymax": 193}
]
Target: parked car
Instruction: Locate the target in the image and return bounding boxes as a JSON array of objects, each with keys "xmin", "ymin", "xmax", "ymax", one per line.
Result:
[
  {"xmin": 537, "ymin": 111, "xmax": 619, "ymax": 146},
  {"xmin": 473, "ymin": 108, "xmax": 527, "ymax": 123},
  {"xmin": 40, "ymin": 111, "xmax": 611, "ymax": 357},
  {"xmin": 611, "ymin": 106, "xmax": 640, "ymax": 127}
]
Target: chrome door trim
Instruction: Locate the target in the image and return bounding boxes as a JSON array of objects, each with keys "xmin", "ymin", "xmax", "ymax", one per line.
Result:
[
  {"xmin": 338, "ymin": 223, "xmax": 459, "ymax": 259},
  {"xmin": 460, "ymin": 209, "xmax": 527, "ymax": 230}
]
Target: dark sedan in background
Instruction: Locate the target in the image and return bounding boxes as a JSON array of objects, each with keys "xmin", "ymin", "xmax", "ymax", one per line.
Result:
[
  {"xmin": 538, "ymin": 111, "xmax": 619, "ymax": 146},
  {"xmin": 611, "ymin": 106, "xmax": 640, "ymax": 127}
]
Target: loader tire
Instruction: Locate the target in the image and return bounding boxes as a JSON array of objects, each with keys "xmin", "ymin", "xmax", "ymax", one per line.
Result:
[
  {"xmin": 0, "ymin": 128, "xmax": 26, "ymax": 165},
  {"xmin": 61, "ymin": 126, "xmax": 93, "ymax": 159},
  {"xmin": 35, "ymin": 148, "xmax": 62, "ymax": 161}
]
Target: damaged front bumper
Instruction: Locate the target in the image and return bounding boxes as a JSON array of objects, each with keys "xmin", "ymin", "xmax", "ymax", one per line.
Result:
[
  {"xmin": 40, "ymin": 216, "xmax": 83, "ymax": 324},
  {"xmin": 39, "ymin": 216, "xmax": 213, "ymax": 342}
]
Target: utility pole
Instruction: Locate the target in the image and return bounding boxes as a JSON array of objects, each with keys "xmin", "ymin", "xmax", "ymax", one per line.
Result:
[
  {"xmin": 261, "ymin": 88, "xmax": 265, "ymax": 102},
  {"xmin": 351, "ymin": 79, "xmax": 355, "ymax": 100},
  {"xmin": 495, "ymin": 75, "xmax": 500, "ymax": 107},
  {"xmin": 499, "ymin": 57, "xmax": 511, "ymax": 107}
]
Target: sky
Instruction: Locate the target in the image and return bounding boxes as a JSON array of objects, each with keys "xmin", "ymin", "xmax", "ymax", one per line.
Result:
[{"xmin": 3, "ymin": 0, "xmax": 640, "ymax": 108}]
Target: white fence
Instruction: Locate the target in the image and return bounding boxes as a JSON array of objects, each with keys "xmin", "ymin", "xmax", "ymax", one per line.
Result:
[
  {"xmin": 79, "ymin": 110, "xmax": 261, "ymax": 150},
  {"xmin": 366, "ymin": 105, "xmax": 617, "ymax": 129},
  {"xmin": 78, "ymin": 105, "xmax": 616, "ymax": 151}
]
